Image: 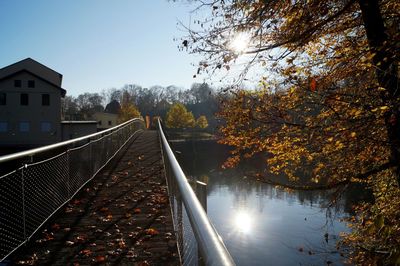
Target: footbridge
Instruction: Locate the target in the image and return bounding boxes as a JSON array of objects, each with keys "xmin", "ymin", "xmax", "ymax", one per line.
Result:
[{"xmin": 0, "ymin": 118, "xmax": 235, "ymax": 265}]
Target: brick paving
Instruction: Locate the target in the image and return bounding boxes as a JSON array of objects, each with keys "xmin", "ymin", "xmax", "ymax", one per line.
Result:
[{"xmin": 8, "ymin": 131, "xmax": 179, "ymax": 265}]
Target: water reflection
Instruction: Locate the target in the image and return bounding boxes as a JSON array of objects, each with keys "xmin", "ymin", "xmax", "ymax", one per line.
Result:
[
  {"xmin": 233, "ymin": 211, "xmax": 253, "ymax": 234},
  {"xmin": 172, "ymin": 140, "xmax": 366, "ymax": 265}
]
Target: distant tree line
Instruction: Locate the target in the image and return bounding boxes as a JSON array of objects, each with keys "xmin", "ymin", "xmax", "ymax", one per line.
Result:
[{"xmin": 61, "ymin": 83, "xmax": 219, "ymax": 130}]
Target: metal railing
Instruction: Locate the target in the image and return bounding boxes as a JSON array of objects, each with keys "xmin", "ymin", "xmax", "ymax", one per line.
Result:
[
  {"xmin": 0, "ymin": 118, "xmax": 145, "ymax": 262},
  {"xmin": 157, "ymin": 119, "xmax": 235, "ymax": 266}
]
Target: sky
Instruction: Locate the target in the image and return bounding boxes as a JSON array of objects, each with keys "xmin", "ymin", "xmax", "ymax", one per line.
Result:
[{"xmin": 0, "ymin": 0, "xmax": 207, "ymax": 96}]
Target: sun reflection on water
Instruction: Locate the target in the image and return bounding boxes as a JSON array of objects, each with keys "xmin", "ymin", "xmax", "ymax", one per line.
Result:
[{"xmin": 233, "ymin": 211, "xmax": 253, "ymax": 234}]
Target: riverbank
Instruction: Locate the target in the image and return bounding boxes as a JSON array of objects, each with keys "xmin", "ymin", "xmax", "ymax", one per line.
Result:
[{"xmin": 166, "ymin": 131, "xmax": 216, "ymax": 142}]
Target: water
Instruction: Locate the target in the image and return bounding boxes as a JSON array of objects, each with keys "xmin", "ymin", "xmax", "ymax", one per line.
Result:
[{"xmin": 171, "ymin": 139, "xmax": 364, "ymax": 266}]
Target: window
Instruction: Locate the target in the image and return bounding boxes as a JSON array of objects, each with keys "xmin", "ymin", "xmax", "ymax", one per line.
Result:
[
  {"xmin": 42, "ymin": 94, "xmax": 50, "ymax": 106},
  {"xmin": 19, "ymin": 122, "xmax": 30, "ymax": 132},
  {"xmin": 0, "ymin": 122, "xmax": 7, "ymax": 132},
  {"xmin": 28, "ymin": 80, "xmax": 35, "ymax": 88},
  {"xmin": 20, "ymin": 93, "xmax": 29, "ymax": 105},
  {"xmin": 41, "ymin": 122, "xmax": 51, "ymax": 132},
  {"xmin": 0, "ymin": 93, "xmax": 6, "ymax": 105},
  {"xmin": 14, "ymin": 80, "xmax": 21, "ymax": 87},
  {"xmin": 108, "ymin": 120, "xmax": 112, "ymax": 126}
]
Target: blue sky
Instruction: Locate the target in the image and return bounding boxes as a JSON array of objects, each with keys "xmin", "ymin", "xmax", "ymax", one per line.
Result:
[{"xmin": 0, "ymin": 0, "xmax": 206, "ymax": 96}]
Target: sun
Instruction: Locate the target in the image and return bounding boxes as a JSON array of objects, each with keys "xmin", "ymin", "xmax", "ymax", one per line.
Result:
[{"xmin": 229, "ymin": 32, "xmax": 251, "ymax": 54}]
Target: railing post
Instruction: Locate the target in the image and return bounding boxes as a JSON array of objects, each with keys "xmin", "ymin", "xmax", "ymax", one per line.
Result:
[
  {"xmin": 21, "ymin": 165, "xmax": 26, "ymax": 241},
  {"xmin": 195, "ymin": 181, "xmax": 207, "ymax": 213},
  {"xmin": 194, "ymin": 181, "xmax": 207, "ymax": 266},
  {"xmin": 66, "ymin": 149, "xmax": 70, "ymax": 199},
  {"xmin": 89, "ymin": 138, "xmax": 93, "ymax": 176}
]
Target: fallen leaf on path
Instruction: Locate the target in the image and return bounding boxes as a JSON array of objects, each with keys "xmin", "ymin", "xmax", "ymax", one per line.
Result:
[
  {"xmin": 51, "ymin": 224, "xmax": 60, "ymax": 231},
  {"xmin": 66, "ymin": 241, "xmax": 75, "ymax": 246},
  {"xmin": 79, "ymin": 249, "xmax": 92, "ymax": 257},
  {"xmin": 145, "ymin": 228, "xmax": 159, "ymax": 236},
  {"xmin": 93, "ymin": 255, "xmax": 106, "ymax": 263}
]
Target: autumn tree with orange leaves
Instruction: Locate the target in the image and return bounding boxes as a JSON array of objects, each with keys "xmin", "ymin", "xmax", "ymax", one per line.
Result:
[{"xmin": 181, "ymin": 0, "xmax": 399, "ymax": 264}]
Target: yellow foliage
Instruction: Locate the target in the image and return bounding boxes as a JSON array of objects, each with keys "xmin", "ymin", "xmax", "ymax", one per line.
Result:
[
  {"xmin": 117, "ymin": 102, "xmax": 141, "ymax": 123},
  {"xmin": 165, "ymin": 103, "xmax": 195, "ymax": 128},
  {"xmin": 196, "ymin": 115, "xmax": 209, "ymax": 129}
]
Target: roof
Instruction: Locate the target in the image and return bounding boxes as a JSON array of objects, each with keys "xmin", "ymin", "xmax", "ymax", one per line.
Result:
[{"xmin": 0, "ymin": 58, "xmax": 66, "ymax": 97}]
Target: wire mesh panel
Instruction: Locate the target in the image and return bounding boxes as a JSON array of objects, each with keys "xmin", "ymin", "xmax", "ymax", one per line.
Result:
[
  {"xmin": 69, "ymin": 143, "xmax": 91, "ymax": 194},
  {"xmin": 24, "ymin": 153, "xmax": 69, "ymax": 237},
  {"xmin": 0, "ymin": 169, "xmax": 24, "ymax": 260},
  {"xmin": 163, "ymin": 149, "xmax": 200, "ymax": 266},
  {"xmin": 0, "ymin": 118, "xmax": 145, "ymax": 262}
]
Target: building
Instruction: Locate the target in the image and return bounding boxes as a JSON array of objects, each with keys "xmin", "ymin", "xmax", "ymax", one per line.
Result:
[
  {"xmin": 61, "ymin": 121, "xmax": 98, "ymax": 140},
  {"xmin": 0, "ymin": 58, "xmax": 96, "ymax": 147},
  {"xmin": 93, "ymin": 112, "xmax": 118, "ymax": 131}
]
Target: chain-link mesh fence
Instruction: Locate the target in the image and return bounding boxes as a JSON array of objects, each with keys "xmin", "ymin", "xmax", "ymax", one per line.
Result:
[
  {"xmin": 164, "ymin": 159, "xmax": 199, "ymax": 265},
  {"xmin": 0, "ymin": 119, "xmax": 144, "ymax": 262}
]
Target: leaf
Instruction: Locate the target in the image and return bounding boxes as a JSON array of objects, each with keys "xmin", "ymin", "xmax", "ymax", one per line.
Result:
[
  {"xmin": 66, "ymin": 241, "xmax": 75, "ymax": 246},
  {"xmin": 79, "ymin": 249, "xmax": 92, "ymax": 257},
  {"xmin": 118, "ymin": 239, "xmax": 126, "ymax": 248},
  {"xmin": 134, "ymin": 208, "xmax": 141, "ymax": 214},
  {"xmin": 310, "ymin": 78, "xmax": 317, "ymax": 92},
  {"xmin": 99, "ymin": 207, "xmax": 109, "ymax": 213},
  {"xmin": 145, "ymin": 228, "xmax": 159, "ymax": 236},
  {"xmin": 44, "ymin": 233, "xmax": 54, "ymax": 241},
  {"xmin": 51, "ymin": 223, "xmax": 60, "ymax": 231},
  {"xmin": 374, "ymin": 214, "xmax": 384, "ymax": 230},
  {"xmin": 93, "ymin": 255, "xmax": 106, "ymax": 263}
]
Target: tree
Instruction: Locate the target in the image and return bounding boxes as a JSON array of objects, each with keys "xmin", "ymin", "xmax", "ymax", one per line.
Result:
[
  {"xmin": 118, "ymin": 102, "xmax": 141, "ymax": 123},
  {"xmin": 165, "ymin": 103, "xmax": 195, "ymax": 128},
  {"xmin": 105, "ymin": 100, "xmax": 121, "ymax": 114},
  {"xmin": 182, "ymin": 0, "xmax": 400, "ymax": 264},
  {"xmin": 61, "ymin": 95, "xmax": 79, "ymax": 120},
  {"xmin": 75, "ymin": 92, "xmax": 104, "ymax": 119},
  {"xmin": 196, "ymin": 115, "xmax": 208, "ymax": 129}
]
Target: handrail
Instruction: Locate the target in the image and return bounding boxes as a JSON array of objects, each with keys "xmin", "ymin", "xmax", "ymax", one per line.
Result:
[
  {"xmin": 157, "ymin": 119, "xmax": 235, "ymax": 266},
  {"xmin": 0, "ymin": 118, "xmax": 143, "ymax": 164}
]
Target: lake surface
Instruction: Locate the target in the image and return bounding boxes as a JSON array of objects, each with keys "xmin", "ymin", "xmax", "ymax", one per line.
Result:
[{"xmin": 171, "ymin": 139, "xmax": 363, "ymax": 266}]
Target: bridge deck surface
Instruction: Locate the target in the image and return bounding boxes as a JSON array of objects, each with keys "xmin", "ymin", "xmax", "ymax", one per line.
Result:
[{"xmin": 9, "ymin": 130, "xmax": 179, "ymax": 265}]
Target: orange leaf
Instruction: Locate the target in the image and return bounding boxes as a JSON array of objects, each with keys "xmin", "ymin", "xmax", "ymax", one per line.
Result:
[
  {"xmin": 134, "ymin": 208, "xmax": 141, "ymax": 214},
  {"xmin": 79, "ymin": 249, "xmax": 92, "ymax": 256},
  {"xmin": 51, "ymin": 223, "xmax": 60, "ymax": 231},
  {"xmin": 145, "ymin": 228, "xmax": 159, "ymax": 236},
  {"xmin": 94, "ymin": 255, "xmax": 106, "ymax": 262},
  {"xmin": 99, "ymin": 207, "xmax": 109, "ymax": 213},
  {"xmin": 310, "ymin": 78, "xmax": 317, "ymax": 92},
  {"xmin": 118, "ymin": 240, "xmax": 126, "ymax": 248}
]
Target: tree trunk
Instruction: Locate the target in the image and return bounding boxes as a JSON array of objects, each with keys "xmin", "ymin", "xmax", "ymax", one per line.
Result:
[{"xmin": 358, "ymin": 0, "xmax": 400, "ymax": 185}]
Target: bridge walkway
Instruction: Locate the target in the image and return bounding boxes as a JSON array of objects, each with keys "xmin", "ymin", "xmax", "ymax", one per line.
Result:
[{"xmin": 9, "ymin": 130, "xmax": 179, "ymax": 265}]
